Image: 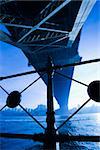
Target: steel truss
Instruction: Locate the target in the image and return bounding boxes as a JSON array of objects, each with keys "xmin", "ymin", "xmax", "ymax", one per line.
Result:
[{"xmin": 0, "ymin": 0, "xmax": 96, "ymax": 51}]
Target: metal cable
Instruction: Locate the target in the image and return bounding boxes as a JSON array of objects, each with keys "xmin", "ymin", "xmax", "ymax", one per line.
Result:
[
  {"xmin": 19, "ymin": 104, "xmax": 45, "ymax": 130},
  {"xmin": 55, "ymin": 71, "xmax": 88, "ymax": 87},
  {"xmin": 20, "ymin": 75, "xmax": 44, "ymax": 94},
  {"xmin": 56, "ymin": 98, "xmax": 91, "ymax": 131},
  {"xmin": 0, "ymin": 70, "xmax": 37, "ymax": 81},
  {"xmin": 55, "ymin": 58, "xmax": 100, "ymax": 69},
  {"xmin": 0, "ymin": 58, "xmax": 99, "ymax": 81},
  {"xmin": 0, "ymin": 85, "xmax": 9, "ymax": 95},
  {"xmin": 0, "ymin": 105, "xmax": 7, "ymax": 111}
]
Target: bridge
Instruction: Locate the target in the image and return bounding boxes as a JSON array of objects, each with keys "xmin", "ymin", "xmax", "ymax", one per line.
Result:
[
  {"xmin": 0, "ymin": 0, "xmax": 96, "ymax": 113},
  {"xmin": 1, "ymin": 1, "xmax": 100, "ymax": 149}
]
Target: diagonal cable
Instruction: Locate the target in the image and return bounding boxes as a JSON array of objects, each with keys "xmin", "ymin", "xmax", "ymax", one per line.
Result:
[
  {"xmin": 0, "ymin": 105, "xmax": 7, "ymax": 111},
  {"xmin": 0, "ymin": 85, "xmax": 9, "ymax": 95},
  {"xmin": 55, "ymin": 71, "xmax": 88, "ymax": 87},
  {"xmin": 20, "ymin": 74, "xmax": 45, "ymax": 94},
  {"xmin": 19, "ymin": 104, "xmax": 45, "ymax": 130},
  {"xmin": 56, "ymin": 98, "xmax": 91, "ymax": 131}
]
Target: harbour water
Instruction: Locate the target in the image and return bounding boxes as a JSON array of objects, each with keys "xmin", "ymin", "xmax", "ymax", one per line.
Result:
[{"xmin": 0, "ymin": 113, "xmax": 100, "ymax": 150}]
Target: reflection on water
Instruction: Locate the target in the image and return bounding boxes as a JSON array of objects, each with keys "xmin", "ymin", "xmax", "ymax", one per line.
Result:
[
  {"xmin": 95, "ymin": 113, "xmax": 100, "ymax": 123},
  {"xmin": 0, "ymin": 113, "xmax": 100, "ymax": 150}
]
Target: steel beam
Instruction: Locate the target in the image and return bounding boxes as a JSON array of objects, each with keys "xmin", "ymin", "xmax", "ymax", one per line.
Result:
[
  {"xmin": 39, "ymin": 0, "xmax": 55, "ymax": 15},
  {"xmin": 0, "ymin": 30, "xmax": 12, "ymax": 43},
  {"xmin": 0, "ymin": 133, "xmax": 99, "ymax": 142},
  {"xmin": 0, "ymin": 23, "xmax": 69, "ymax": 34},
  {"xmin": 67, "ymin": 0, "xmax": 96, "ymax": 47},
  {"xmin": 0, "ymin": 0, "xmax": 13, "ymax": 5},
  {"xmin": 0, "ymin": 22, "xmax": 33, "ymax": 29},
  {"xmin": 20, "ymin": 43, "xmax": 67, "ymax": 49},
  {"xmin": 32, "ymin": 35, "xmax": 68, "ymax": 54},
  {"xmin": 17, "ymin": 0, "xmax": 71, "ymax": 43},
  {"xmin": 38, "ymin": 27, "xmax": 69, "ymax": 34},
  {"xmin": 45, "ymin": 58, "xmax": 56, "ymax": 149}
]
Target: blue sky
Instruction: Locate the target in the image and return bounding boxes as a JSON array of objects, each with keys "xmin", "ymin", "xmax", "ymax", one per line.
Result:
[{"xmin": 0, "ymin": 1, "xmax": 100, "ymax": 110}]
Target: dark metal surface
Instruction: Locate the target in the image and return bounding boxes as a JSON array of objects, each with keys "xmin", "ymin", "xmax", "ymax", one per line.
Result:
[
  {"xmin": 0, "ymin": 133, "xmax": 99, "ymax": 142},
  {"xmin": 0, "ymin": 58, "xmax": 100, "ymax": 81},
  {"xmin": 0, "ymin": 1, "xmax": 96, "ymax": 110}
]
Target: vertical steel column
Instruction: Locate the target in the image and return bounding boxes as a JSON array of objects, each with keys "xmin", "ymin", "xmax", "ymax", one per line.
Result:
[
  {"xmin": 45, "ymin": 58, "xmax": 56, "ymax": 148},
  {"xmin": 46, "ymin": 68, "xmax": 55, "ymax": 134}
]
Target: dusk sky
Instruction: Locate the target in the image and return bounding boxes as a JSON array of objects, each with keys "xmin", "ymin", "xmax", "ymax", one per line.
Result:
[{"xmin": 0, "ymin": 1, "xmax": 100, "ymax": 110}]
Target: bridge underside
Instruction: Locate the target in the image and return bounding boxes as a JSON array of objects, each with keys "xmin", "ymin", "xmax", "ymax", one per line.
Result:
[{"xmin": 0, "ymin": 0, "xmax": 96, "ymax": 113}]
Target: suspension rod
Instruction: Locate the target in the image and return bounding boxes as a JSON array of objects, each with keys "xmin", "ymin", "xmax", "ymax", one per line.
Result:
[
  {"xmin": 0, "ymin": 58, "xmax": 100, "ymax": 81},
  {"xmin": 20, "ymin": 75, "xmax": 44, "ymax": 94},
  {"xmin": 0, "ymin": 105, "xmax": 7, "ymax": 111},
  {"xmin": 19, "ymin": 104, "xmax": 45, "ymax": 130},
  {"xmin": 56, "ymin": 98, "xmax": 91, "ymax": 131},
  {"xmin": 0, "ymin": 85, "xmax": 9, "ymax": 95},
  {"xmin": 55, "ymin": 71, "xmax": 88, "ymax": 87}
]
